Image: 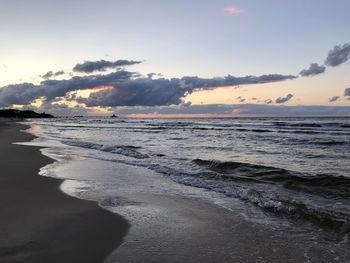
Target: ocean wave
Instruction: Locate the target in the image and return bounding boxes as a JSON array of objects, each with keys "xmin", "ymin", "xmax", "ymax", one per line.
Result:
[
  {"xmin": 187, "ymin": 159, "xmax": 350, "ymax": 236},
  {"xmin": 63, "ymin": 140, "xmax": 149, "ymax": 159},
  {"xmin": 146, "ymin": 122, "xmax": 192, "ymax": 127},
  {"xmin": 274, "ymin": 122, "xmax": 323, "ymax": 128},
  {"xmin": 134, "ymin": 126, "xmax": 349, "ymax": 135},
  {"xmin": 297, "ymin": 139, "xmax": 348, "ymax": 146},
  {"xmin": 274, "ymin": 121, "xmax": 350, "ymax": 129},
  {"xmin": 90, "ymin": 154, "xmax": 350, "ymax": 238},
  {"xmin": 192, "ymin": 159, "xmax": 350, "ymax": 198}
]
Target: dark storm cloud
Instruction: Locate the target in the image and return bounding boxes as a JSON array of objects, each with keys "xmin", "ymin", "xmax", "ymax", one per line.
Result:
[
  {"xmin": 328, "ymin": 96, "xmax": 340, "ymax": 103},
  {"xmin": 73, "ymin": 60, "xmax": 142, "ymax": 73},
  {"xmin": 345, "ymin": 87, "xmax": 350, "ymax": 97},
  {"xmin": 275, "ymin": 94, "xmax": 293, "ymax": 104},
  {"xmin": 299, "ymin": 63, "xmax": 326, "ymax": 77},
  {"xmin": 325, "ymin": 43, "xmax": 350, "ymax": 67}
]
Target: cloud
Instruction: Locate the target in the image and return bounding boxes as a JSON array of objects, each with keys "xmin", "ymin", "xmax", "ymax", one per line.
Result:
[
  {"xmin": 344, "ymin": 87, "xmax": 350, "ymax": 97},
  {"xmin": 23, "ymin": 102, "xmax": 95, "ymax": 117},
  {"xmin": 299, "ymin": 63, "xmax": 326, "ymax": 77},
  {"xmin": 275, "ymin": 94, "xmax": 293, "ymax": 104},
  {"xmin": 224, "ymin": 7, "xmax": 244, "ymax": 14},
  {"xmin": 0, "ymin": 70, "xmax": 136, "ymax": 107},
  {"xmin": 80, "ymin": 74, "xmax": 296, "ymax": 107},
  {"xmin": 73, "ymin": 59, "xmax": 142, "ymax": 73},
  {"xmin": 264, "ymin": 99, "xmax": 273, "ymax": 104},
  {"xmin": 54, "ymin": 70, "xmax": 65, "ymax": 76},
  {"xmin": 236, "ymin": 96, "xmax": 246, "ymax": 102},
  {"xmin": 325, "ymin": 43, "xmax": 350, "ymax": 67},
  {"xmin": 0, "ymin": 83, "xmax": 43, "ymax": 106},
  {"xmin": 42, "ymin": 71, "xmax": 54, "ymax": 79},
  {"xmin": 80, "ymin": 78, "xmax": 186, "ymax": 107},
  {"xmin": 42, "ymin": 70, "xmax": 136, "ymax": 101},
  {"xmin": 328, "ymin": 96, "xmax": 340, "ymax": 102},
  {"xmin": 42, "ymin": 70, "xmax": 65, "ymax": 79},
  {"xmin": 147, "ymin": 73, "xmax": 156, "ymax": 79},
  {"xmin": 0, "ymin": 58, "xmax": 296, "ymax": 108},
  {"xmin": 147, "ymin": 73, "xmax": 162, "ymax": 79}
]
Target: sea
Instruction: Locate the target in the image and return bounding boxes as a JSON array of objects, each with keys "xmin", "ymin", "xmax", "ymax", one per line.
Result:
[{"xmin": 20, "ymin": 117, "xmax": 350, "ymax": 248}]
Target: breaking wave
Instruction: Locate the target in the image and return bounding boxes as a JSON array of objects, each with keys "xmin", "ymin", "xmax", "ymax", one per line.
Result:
[
  {"xmin": 188, "ymin": 159, "xmax": 350, "ymax": 237},
  {"xmin": 63, "ymin": 140, "xmax": 149, "ymax": 159}
]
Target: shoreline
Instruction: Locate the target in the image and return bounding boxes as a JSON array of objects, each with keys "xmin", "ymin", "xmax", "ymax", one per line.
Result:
[
  {"xmin": 35, "ymin": 140, "xmax": 348, "ymax": 263},
  {"xmin": 0, "ymin": 121, "xmax": 129, "ymax": 263}
]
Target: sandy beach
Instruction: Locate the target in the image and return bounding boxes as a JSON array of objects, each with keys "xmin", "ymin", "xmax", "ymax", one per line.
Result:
[{"xmin": 0, "ymin": 121, "xmax": 129, "ymax": 263}]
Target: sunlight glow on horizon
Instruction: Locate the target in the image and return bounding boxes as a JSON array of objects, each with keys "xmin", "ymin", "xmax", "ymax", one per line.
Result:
[{"xmin": 127, "ymin": 113, "xmax": 269, "ymax": 119}]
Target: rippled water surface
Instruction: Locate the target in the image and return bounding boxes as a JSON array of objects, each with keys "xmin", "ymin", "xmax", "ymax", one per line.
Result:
[{"xmin": 24, "ymin": 117, "xmax": 350, "ymax": 242}]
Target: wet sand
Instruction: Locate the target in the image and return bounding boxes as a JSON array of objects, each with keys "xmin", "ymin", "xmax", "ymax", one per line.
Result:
[
  {"xmin": 53, "ymin": 158, "xmax": 348, "ymax": 263},
  {"xmin": 106, "ymin": 193, "xmax": 348, "ymax": 263},
  {"xmin": 0, "ymin": 121, "xmax": 129, "ymax": 263}
]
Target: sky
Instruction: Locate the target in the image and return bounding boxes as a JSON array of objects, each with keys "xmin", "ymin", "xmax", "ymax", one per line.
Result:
[{"xmin": 0, "ymin": 0, "xmax": 349, "ymax": 116}]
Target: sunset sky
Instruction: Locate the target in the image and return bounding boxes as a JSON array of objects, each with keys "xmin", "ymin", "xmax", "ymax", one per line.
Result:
[{"xmin": 0, "ymin": 0, "xmax": 349, "ymax": 116}]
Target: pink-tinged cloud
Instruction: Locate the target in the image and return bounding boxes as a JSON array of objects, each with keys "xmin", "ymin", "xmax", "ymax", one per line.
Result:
[{"xmin": 224, "ymin": 6, "xmax": 244, "ymax": 15}]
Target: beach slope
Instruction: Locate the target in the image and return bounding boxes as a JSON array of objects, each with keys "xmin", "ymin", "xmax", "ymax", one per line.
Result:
[{"xmin": 0, "ymin": 122, "xmax": 129, "ymax": 263}]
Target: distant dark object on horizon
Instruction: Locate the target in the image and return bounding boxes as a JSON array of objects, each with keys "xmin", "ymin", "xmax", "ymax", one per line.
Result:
[
  {"xmin": 111, "ymin": 114, "xmax": 118, "ymax": 118},
  {"xmin": 0, "ymin": 109, "xmax": 54, "ymax": 119}
]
